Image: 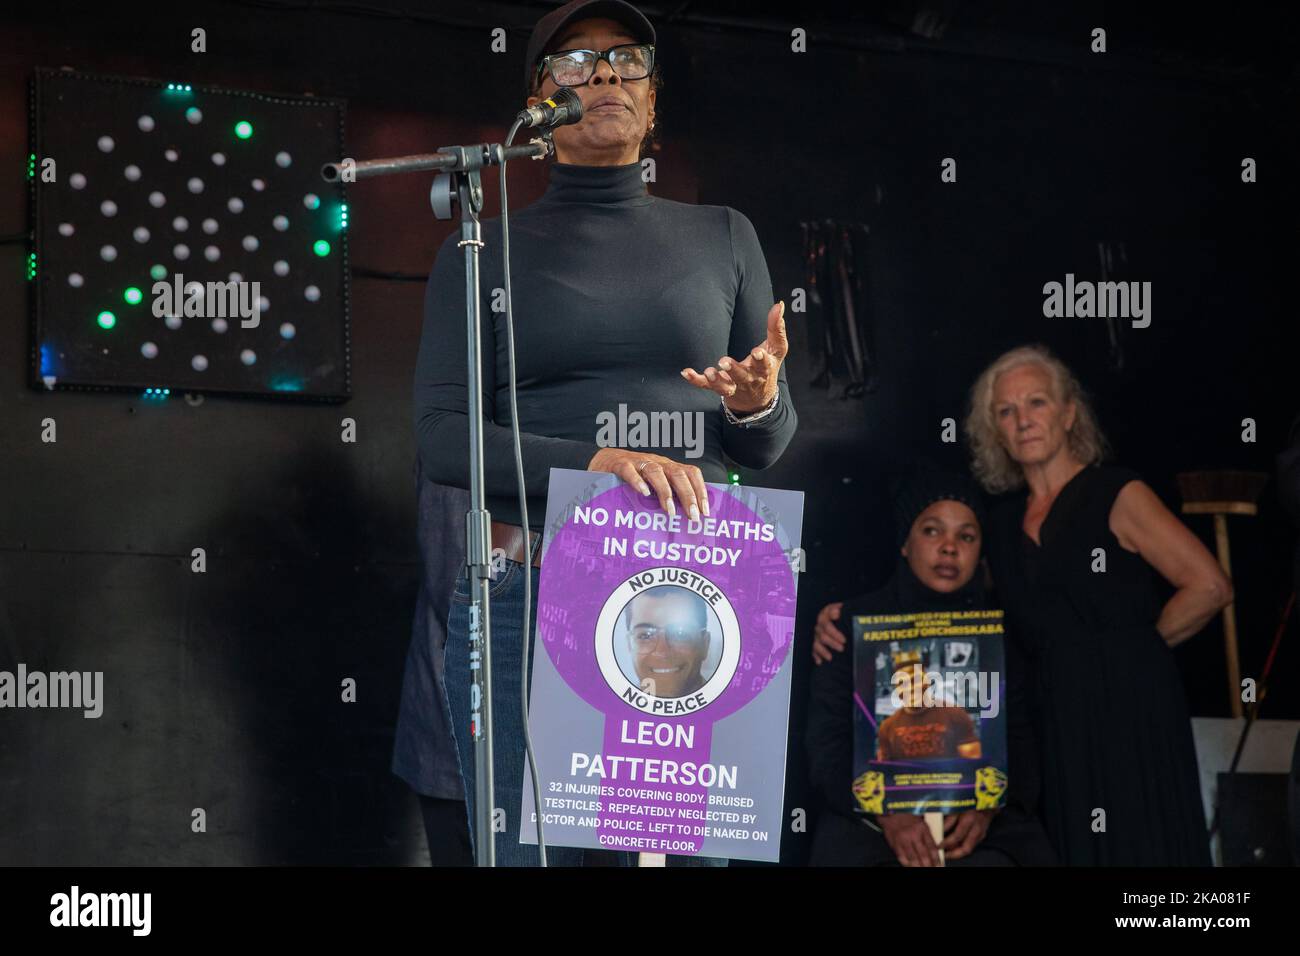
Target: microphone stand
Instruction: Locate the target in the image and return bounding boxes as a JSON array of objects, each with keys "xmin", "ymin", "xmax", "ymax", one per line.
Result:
[{"xmin": 322, "ymin": 137, "xmax": 550, "ymax": 867}]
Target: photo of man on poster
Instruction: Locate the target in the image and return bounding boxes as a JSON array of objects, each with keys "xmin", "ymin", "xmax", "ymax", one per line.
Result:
[
  {"xmin": 619, "ymin": 586, "xmax": 720, "ymax": 699},
  {"xmin": 876, "ymin": 650, "xmax": 982, "ymax": 761}
]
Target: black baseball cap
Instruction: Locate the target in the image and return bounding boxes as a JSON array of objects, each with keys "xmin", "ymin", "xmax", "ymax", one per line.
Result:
[{"xmin": 524, "ymin": 0, "xmax": 656, "ymax": 94}]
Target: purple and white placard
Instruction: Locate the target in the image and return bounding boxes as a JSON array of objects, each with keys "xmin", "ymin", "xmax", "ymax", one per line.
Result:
[{"xmin": 520, "ymin": 468, "xmax": 804, "ymax": 862}]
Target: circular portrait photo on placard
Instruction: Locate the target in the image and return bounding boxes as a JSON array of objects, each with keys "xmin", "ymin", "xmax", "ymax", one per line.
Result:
[{"xmin": 596, "ymin": 569, "xmax": 740, "ymax": 715}]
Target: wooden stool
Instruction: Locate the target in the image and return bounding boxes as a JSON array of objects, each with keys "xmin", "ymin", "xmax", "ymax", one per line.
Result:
[{"xmin": 1177, "ymin": 471, "xmax": 1269, "ymax": 717}]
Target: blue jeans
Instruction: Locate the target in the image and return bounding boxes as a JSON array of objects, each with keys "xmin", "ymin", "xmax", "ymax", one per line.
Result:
[{"xmin": 443, "ymin": 551, "xmax": 726, "ymax": 868}]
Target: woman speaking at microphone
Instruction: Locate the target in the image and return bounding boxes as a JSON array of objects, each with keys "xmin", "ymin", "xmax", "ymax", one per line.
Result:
[{"xmin": 409, "ymin": 0, "xmax": 797, "ymax": 866}]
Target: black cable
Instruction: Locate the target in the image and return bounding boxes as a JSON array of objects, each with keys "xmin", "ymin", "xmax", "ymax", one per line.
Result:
[
  {"xmin": 1208, "ymin": 591, "xmax": 1295, "ymax": 839},
  {"xmin": 500, "ymin": 118, "xmax": 548, "ymax": 866}
]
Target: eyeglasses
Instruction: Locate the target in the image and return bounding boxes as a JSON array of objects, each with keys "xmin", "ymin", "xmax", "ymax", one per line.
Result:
[
  {"xmin": 630, "ymin": 623, "xmax": 706, "ymax": 646},
  {"xmin": 536, "ymin": 43, "xmax": 655, "ymax": 89}
]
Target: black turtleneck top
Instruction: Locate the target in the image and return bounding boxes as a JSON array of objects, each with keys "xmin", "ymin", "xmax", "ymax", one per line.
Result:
[{"xmin": 413, "ymin": 161, "xmax": 798, "ymax": 531}]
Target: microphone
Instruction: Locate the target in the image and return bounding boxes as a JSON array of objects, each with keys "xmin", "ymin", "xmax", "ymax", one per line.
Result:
[{"xmin": 517, "ymin": 88, "xmax": 584, "ymax": 129}]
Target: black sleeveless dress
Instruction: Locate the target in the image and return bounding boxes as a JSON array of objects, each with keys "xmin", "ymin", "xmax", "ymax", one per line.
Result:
[{"xmin": 986, "ymin": 464, "xmax": 1211, "ymax": 865}]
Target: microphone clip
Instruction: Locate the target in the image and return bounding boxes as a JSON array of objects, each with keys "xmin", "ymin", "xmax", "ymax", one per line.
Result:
[{"xmin": 529, "ymin": 135, "xmax": 554, "ymax": 160}]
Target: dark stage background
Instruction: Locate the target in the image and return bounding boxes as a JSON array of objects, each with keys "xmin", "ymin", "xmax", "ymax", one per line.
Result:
[{"xmin": 1, "ymin": 1, "xmax": 1296, "ymax": 865}]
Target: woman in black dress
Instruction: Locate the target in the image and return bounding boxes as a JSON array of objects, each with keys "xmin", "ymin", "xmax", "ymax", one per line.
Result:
[{"xmin": 966, "ymin": 345, "xmax": 1232, "ymax": 865}]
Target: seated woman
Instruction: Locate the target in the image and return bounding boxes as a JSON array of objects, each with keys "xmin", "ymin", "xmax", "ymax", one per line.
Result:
[{"xmin": 805, "ymin": 465, "xmax": 1056, "ymax": 866}]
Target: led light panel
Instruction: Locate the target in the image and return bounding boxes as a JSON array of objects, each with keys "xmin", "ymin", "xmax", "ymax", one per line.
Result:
[{"xmin": 30, "ymin": 69, "xmax": 350, "ymax": 400}]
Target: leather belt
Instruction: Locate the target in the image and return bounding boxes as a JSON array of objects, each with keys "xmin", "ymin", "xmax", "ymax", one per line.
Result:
[{"xmin": 490, "ymin": 520, "xmax": 543, "ymax": 568}]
